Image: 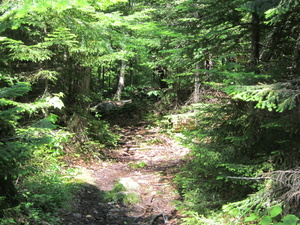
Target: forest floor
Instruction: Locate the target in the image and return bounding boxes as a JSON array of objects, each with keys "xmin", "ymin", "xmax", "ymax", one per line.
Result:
[{"xmin": 60, "ymin": 120, "xmax": 190, "ymax": 225}]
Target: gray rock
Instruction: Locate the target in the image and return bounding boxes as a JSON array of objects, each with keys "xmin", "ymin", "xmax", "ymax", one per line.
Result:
[
  {"xmin": 72, "ymin": 213, "xmax": 82, "ymax": 218},
  {"xmin": 119, "ymin": 177, "xmax": 140, "ymax": 191}
]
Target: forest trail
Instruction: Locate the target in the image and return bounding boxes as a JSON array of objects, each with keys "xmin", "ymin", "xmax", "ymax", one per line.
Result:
[{"xmin": 61, "ymin": 122, "xmax": 190, "ymax": 225}]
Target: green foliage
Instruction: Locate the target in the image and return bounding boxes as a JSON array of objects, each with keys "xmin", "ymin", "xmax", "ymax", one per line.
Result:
[
  {"xmin": 128, "ymin": 161, "xmax": 147, "ymax": 169},
  {"xmin": 87, "ymin": 117, "xmax": 119, "ymax": 147},
  {"xmin": 174, "ymin": 98, "xmax": 300, "ymax": 220},
  {"xmin": 21, "ymin": 168, "xmax": 73, "ymax": 214},
  {"xmin": 245, "ymin": 206, "xmax": 300, "ymax": 225},
  {"xmin": 0, "ymin": 37, "xmax": 53, "ymax": 62},
  {"xmin": 265, "ymin": 0, "xmax": 299, "ymax": 24},
  {"xmin": 102, "ymin": 182, "xmax": 140, "ymax": 205},
  {"xmin": 0, "ymin": 166, "xmax": 77, "ymax": 224},
  {"xmin": 180, "ymin": 211, "xmax": 226, "ymax": 225},
  {"xmin": 0, "ymin": 0, "xmax": 299, "ymax": 223},
  {"xmin": 225, "ymin": 80, "xmax": 300, "ymax": 112},
  {"xmin": 0, "ymin": 82, "xmax": 31, "ymax": 98},
  {"xmin": 0, "ymin": 74, "xmax": 72, "ymax": 224},
  {"xmin": 0, "ymin": 79, "xmax": 67, "ymax": 177}
]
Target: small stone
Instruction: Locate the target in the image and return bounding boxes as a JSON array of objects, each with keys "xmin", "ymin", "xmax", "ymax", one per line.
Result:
[
  {"xmin": 73, "ymin": 213, "xmax": 81, "ymax": 218},
  {"xmin": 86, "ymin": 214, "xmax": 93, "ymax": 218}
]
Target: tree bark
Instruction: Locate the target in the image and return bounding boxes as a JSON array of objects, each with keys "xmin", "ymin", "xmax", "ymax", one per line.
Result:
[
  {"xmin": 251, "ymin": 11, "xmax": 260, "ymax": 66},
  {"xmin": 114, "ymin": 60, "xmax": 126, "ymax": 100},
  {"xmin": 193, "ymin": 62, "xmax": 201, "ymax": 103},
  {"xmin": 157, "ymin": 66, "xmax": 168, "ymax": 89}
]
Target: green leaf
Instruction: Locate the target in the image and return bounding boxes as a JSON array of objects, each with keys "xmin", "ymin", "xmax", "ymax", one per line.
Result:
[
  {"xmin": 282, "ymin": 215, "xmax": 299, "ymax": 225},
  {"xmin": 47, "ymin": 114, "xmax": 59, "ymax": 123},
  {"xmin": 270, "ymin": 206, "xmax": 282, "ymax": 218},
  {"xmin": 259, "ymin": 216, "xmax": 272, "ymax": 225},
  {"xmin": 245, "ymin": 213, "xmax": 259, "ymax": 222}
]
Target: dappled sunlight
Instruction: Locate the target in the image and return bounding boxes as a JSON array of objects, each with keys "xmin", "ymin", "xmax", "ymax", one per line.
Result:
[{"xmin": 62, "ymin": 123, "xmax": 189, "ymax": 224}]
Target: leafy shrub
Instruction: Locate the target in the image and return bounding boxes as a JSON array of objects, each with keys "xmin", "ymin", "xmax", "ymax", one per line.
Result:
[
  {"xmin": 245, "ymin": 206, "xmax": 300, "ymax": 225},
  {"xmin": 0, "ymin": 78, "xmax": 68, "ymax": 211},
  {"xmin": 173, "ymin": 94, "xmax": 300, "ymax": 223},
  {"xmin": 23, "ymin": 169, "xmax": 73, "ymax": 211},
  {"xmin": 0, "ymin": 163, "xmax": 77, "ymax": 225},
  {"xmin": 87, "ymin": 117, "xmax": 119, "ymax": 147}
]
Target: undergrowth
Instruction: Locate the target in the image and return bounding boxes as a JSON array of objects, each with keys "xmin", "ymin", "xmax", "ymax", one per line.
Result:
[
  {"xmin": 0, "ymin": 162, "xmax": 80, "ymax": 225},
  {"xmin": 172, "ymin": 102, "xmax": 300, "ymax": 224},
  {"xmin": 0, "ymin": 111, "xmax": 117, "ymax": 224},
  {"xmin": 102, "ymin": 182, "xmax": 140, "ymax": 205}
]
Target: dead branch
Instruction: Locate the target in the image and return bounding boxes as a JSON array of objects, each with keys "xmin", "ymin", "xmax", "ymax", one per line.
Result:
[{"xmin": 226, "ymin": 176, "xmax": 270, "ymax": 180}]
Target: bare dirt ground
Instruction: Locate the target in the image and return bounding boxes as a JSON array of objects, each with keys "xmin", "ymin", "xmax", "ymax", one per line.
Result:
[{"xmin": 61, "ymin": 122, "xmax": 190, "ymax": 225}]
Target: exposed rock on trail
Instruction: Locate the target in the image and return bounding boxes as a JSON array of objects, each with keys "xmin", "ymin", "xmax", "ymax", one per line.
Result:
[{"xmin": 62, "ymin": 123, "xmax": 189, "ymax": 225}]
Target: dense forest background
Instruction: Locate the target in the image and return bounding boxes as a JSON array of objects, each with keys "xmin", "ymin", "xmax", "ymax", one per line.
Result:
[{"xmin": 1, "ymin": 0, "xmax": 300, "ymax": 224}]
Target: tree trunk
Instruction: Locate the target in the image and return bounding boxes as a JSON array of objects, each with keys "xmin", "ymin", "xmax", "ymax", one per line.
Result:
[
  {"xmin": 114, "ymin": 60, "xmax": 126, "ymax": 100},
  {"xmin": 80, "ymin": 67, "xmax": 91, "ymax": 95},
  {"xmin": 205, "ymin": 54, "xmax": 213, "ymax": 70},
  {"xmin": 157, "ymin": 66, "xmax": 168, "ymax": 89},
  {"xmin": 251, "ymin": 11, "xmax": 260, "ymax": 66},
  {"xmin": 98, "ymin": 66, "xmax": 105, "ymax": 90},
  {"xmin": 129, "ymin": 57, "xmax": 134, "ymax": 85},
  {"xmin": 193, "ymin": 62, "xmax": 201, "ymax": 103}
]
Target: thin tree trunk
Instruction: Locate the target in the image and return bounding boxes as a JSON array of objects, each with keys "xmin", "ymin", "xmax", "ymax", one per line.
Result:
[
  {"xmin": 193, "ymin": 62, "xmax": 201, "ymax": 103},
  {"xmin": 80, "ymin": 67, "xmax": 91, "ymax": 95},
  {"xmin": 157, "ymin": 66, "xmax": 168, "ymax": 89},
  {"xmin": 114, "ymin": 60, "xmax": 126, "ymax": 100},
  {"xmin": 98, "ymin": 66, "xmax": 104, "ymax": 90},
  {"xmin": 102, "ymin": 66, "xmax": 105, "ymax": 89},
  {"xmin": 108, "ymin": 62, "xmax": 112, "ymax": 89},
  {"xmin": 251, "ymin": 11, "xmax": 260, "ymax": 66},
  {"xmin": 130, "ymin": 57, "xmax": 134, "ymax": 85}
]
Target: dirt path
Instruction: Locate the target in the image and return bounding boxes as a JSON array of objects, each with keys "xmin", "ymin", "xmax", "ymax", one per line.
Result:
[{"xmin": 61, "ymin": 123, "xmax": 189, "ymax": 225}]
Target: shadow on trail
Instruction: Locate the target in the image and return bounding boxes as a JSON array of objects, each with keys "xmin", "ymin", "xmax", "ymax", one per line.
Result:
[
  {"xmin": 61, "ymin": 182, "xmax": 170, "ymax": 225},
  {"xmin": 62, "ymin": 136, "xmax": 186, "ymax": 224}
]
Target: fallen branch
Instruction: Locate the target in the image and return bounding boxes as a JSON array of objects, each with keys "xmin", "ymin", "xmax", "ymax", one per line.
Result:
[{"xmin": 226, "ymin": 176, "xmax": 270, "ymax": 180}]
